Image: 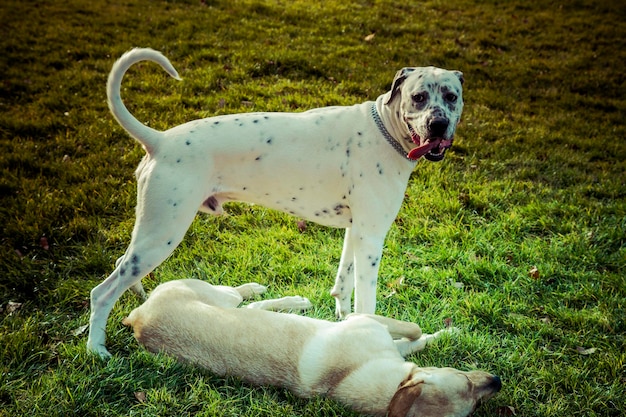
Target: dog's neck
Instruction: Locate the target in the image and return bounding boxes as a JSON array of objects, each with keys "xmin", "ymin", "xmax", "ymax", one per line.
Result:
[{"xmin": 374, "ymin": 95, "xmax": 413, "ymax": 156}]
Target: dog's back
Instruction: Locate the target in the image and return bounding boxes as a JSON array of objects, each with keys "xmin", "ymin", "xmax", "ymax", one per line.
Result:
[{"xmin": 124, "ymin": 291, "xmax": 321, "ymax": 392}]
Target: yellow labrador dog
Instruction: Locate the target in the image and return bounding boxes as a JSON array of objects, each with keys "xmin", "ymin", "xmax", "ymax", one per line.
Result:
[{"xmin": 124, "ymin": 279, "xmax": 501, "ymax": 416}]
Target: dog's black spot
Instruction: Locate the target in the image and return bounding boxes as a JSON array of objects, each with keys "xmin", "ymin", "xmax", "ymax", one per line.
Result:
[
  {"xmin": 322, "ymin": 209, "xmax": 329, "ymax": 214},
  {"xmin": 213, "ymin": 121, "xmax": 220, "ymax": 125},
  {"xmin": 255, "ymin": 156, "xmax": 262, "ymax": 161},
  {"xmin": 186, "ymin": 140, "xmax": 191, "ymax": 146},
  {"xmin": 120, "ymin": 268, "xmax": 126, "ymax": 276},
  {"xmin": 333, "ymin": 204, "xmax": 348, "ymax": 215},
  {"xmin": 167, "ymin": 240, "xmax": 172, "ymax": 246},
  {"xmin": 243, "ymin": 186, "xmax": 247, "ymax": 191},
  {"xmin": 253, "ymin": 119, "xmax": 259, "ymax": 123},
  {"xmin": 266, "ymin": 137, "xmax": 273, "ymax": 145},
  {"xmin": 132, "ymin": 266, "xmax": 140, "ymax": 277},
  {"xmin": 131, "ymin": 255, "xmax": 140, "ymax": 264},
  {"xmin": 357, "ymin": 131, "xmax": 362, "ymax": 136},
  {"xmin": 292, "ymin": 197, "xmax": 297, "ymax": 201},
  {"xmin": 176, "ymin": 159, "xmax": 181, "ymax": 163},
  {"xmin": 264, "ymin": 116, "xmax": 269, "ymax": 120},
  {"xmin": 377, "ymin": 163, "xmax": 383, "ymax": 175},
  {"xmin": 346, "ymin": 148, "xmax": 351, "ymax": 158}
]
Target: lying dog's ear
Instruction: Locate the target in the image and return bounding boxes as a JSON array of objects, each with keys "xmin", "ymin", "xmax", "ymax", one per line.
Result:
[
  {"xmin": 385, "ymin": 67, "xmax": 416, "ymax": 105},
  {"xmin": 387, "ymin": 377, "xmax": 424, "ymax": 417},
  {"xmin": 452, "ymin": 70, "xmax": 464, "ymax": 86}
]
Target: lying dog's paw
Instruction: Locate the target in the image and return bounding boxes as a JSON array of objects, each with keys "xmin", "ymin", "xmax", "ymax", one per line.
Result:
[
  {"xmin": 246, "ymin": 295, "xmax": 312, "ymax": 312},
  {"xmin": 236, "ymin": 283, "xmax": 268, "ymax": 299},
  {"xmin": 282, "ymin": 296, "xmax": 313, "ymax": 311}
]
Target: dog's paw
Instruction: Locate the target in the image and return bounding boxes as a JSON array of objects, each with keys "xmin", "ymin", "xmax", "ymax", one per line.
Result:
[
  {"xmin": 282, "ymin": 296, "xmax": 313, "ymax": 311},
  {"xmin": 86, "ymin": 342, "xmax": 113, "ymax": 360},
  {"xmin": 236, "ymin": 283, "xmax": 268, "ymax": 299},
  {"xmin": 246, "ymin": 296, "xmax": 312, "ymax": 312}
]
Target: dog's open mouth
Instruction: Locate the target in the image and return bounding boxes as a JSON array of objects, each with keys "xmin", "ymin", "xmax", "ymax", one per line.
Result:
[{"xmin": 407, "ymin": 127, "xmax": 453, "ymax": 161}]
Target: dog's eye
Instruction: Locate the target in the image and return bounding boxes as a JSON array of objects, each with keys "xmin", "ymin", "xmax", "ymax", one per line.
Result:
[
  {"xmin": 412, "ymin": 93, "xmax": 426, "ymax": 104},
  {"xmin": 445, "ymin": 93, "xmax": 458, "ymax": 103}
]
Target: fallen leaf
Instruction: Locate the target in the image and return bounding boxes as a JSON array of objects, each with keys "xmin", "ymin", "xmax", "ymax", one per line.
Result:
[
  {"xmin": 443, "ymin": 318, "xmax": 454, "ymax": 328},
  {"xmin": 497, "ymin": 405, "xmax": 516, "ymax": 416},
  {"xmin": 40, "ymin": 236, "xmax": 50, "ymax": 250},
  {"xmin": 134, "ymin": 392, "xmax": 147, "ymax": 403},
  {"xmin": 576, "ymin": 346, "xmax": 598, "ymax": 355},
  {"xmin": 450, "ymin": 280, "xmax": 464, "ymax": 289},
  {"xmin": 364, "ymin": 33, "xmax": 375, "ymax": 42},
  {"xmin": 529, "ymin": 265, "xmax": 540, "ymax": 279},
  {"xmin": 297, "ymin": 220, "xmax": 307, "ymax": 232},
  {"xmin": 62, "ymin": 154, "xmax": 71, "ymax": 163},
  {"xmin": 385, "ymin": 276, "xmax": 405, "ymax": 298},
  {"xmin": 72, "ymin": 324, "xmax": 89, "ymax": 337},
  {"xmin": 539, "ymin": 316, "xmax": 551, "ymax": 324},
  {"xmin": 6, "ymin": 301, "xmax": 23, "ymax": 314}
]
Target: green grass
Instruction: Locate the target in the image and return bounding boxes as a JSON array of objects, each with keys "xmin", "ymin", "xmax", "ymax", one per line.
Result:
[{"xmin": 1, "ymin": 0, "xmax": 625, "ymax": 415}]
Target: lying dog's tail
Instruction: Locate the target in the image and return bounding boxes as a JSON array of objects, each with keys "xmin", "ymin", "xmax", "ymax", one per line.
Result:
[{"xmin": 107, "ymin": 48, "xmax": 181, "ymax": 153}]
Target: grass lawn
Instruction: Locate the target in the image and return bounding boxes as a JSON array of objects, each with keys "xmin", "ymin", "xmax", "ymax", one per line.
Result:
[{"xmin": 1, "ymin": 0, "xmax": 625, "ymax": 415}]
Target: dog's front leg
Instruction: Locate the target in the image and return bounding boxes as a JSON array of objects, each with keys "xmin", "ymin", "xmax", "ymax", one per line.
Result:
[
  {"xmin": 395, "ymin": 327, "xmax": 461, "ymax": 357},
  {"xmin": 351, "ymin": 230, "xmax": 387, "ymax": 314},
  {"xmin": 330, "ymin": 228, "xmax": 355, "ymax": 318}
]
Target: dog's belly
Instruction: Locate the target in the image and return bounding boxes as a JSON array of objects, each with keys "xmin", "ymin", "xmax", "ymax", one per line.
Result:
[{"xmin": 209, "ymin": 189, "xmax": 354, "ymax": 228}]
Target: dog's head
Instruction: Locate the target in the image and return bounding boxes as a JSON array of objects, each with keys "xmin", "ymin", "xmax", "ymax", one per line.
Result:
[
  {"xmin": 385, "ymin": 67, "xmax": 464, "ymax": 162},
  {"xmin": 387, "ymin": 367, "xmax": 501, "ymax": 417}
]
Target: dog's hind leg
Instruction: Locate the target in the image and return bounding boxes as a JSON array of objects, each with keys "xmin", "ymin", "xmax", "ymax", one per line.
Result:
[{"xmin": 87, "ymin": 169, "xmax": 205, "ymax": 358}]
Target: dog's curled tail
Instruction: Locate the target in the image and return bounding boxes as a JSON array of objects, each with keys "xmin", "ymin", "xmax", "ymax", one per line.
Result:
[{"xmin": 107, "ymin": 48, "xmax": 181, "ymax": 153}]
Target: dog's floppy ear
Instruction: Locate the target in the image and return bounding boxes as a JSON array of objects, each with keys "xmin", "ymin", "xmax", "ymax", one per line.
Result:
[
  {"xmin": 385, "ymin": 67, "xmax": 416, "ymax": 105},
  {"xmin": 387, "ymin": 377, "xmax": 424, "ymax": 417},
  {"xmin": 452, "ymin": 70, "xmax": 464, "ymax": 86}
]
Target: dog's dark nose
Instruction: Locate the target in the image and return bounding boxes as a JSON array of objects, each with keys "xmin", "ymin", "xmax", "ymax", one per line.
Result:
[
  {"xmin": 428, "ymin": 117, "xmax": 449, "ymax": 137},
  {"xmin": 490, "ymin": 375, "xmax": 502, "ymax": 392}
]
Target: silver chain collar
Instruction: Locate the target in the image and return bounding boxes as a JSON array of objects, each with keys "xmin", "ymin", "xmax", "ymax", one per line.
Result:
[{"xmin": 370, "ymin": 103, "xmax": 416, "ymax": 163}]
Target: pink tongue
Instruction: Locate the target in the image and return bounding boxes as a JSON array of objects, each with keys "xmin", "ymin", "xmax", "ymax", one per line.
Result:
[
  {"xmin": 407, "ymin": 138, "xmax": 452, "ymax": 160},
  {"xmin": 407, "ymin": 140, "xmax": 440, "ymax": 160}
]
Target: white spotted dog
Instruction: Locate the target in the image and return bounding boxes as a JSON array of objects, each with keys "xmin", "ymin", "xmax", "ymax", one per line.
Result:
[
  {"xmin": 88, "ymin": 48, "xmax": 464, "ymax": 358},
  {"xmin": 123, "ymin": 279, "xmax": 501, "ymax": 417}
]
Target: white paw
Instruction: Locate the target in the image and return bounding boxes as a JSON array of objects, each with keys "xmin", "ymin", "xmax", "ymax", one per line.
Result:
[
  {"xmin": 283, "ymin": 296, "xmax": 313, "ymax": 311},
  {"xmin": 246, "ymin": 283, "xmax": 268, "ymax": 295},
  {"xmin": 87, "ymin": 342, "xmax": 112, "ymax": 360},
  {"xmin": 237, "ymin": 283, "xmax": 268, "ymax": 299}
]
